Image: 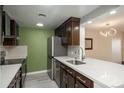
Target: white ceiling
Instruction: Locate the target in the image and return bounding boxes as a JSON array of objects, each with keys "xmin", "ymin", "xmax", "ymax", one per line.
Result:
[
  {"xmin": 4, "ymin": 5, "xmax": 100, "ymax": 30},
  {"xmin": 85, "ymin": 6, "xmax": 124, "ymax": 32}
]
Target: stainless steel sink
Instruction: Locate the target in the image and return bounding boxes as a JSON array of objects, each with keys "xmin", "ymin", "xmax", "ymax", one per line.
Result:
[{"xmin": 66, "ymin": 60, "xmax": 86, "ymax": 65}]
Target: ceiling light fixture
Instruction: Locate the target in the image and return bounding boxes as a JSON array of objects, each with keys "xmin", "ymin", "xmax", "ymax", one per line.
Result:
[
  {"xmin": 110, "ymin": 10, "xmax": 117, "ymax": 15},
  {"xmin": 36, "ymin": 23, "xmax": 44, "ymax": 27},
  {"xmin": 87, "ymin": 21, "xmax": 92, "ymax": 24},
  {"xmin": 99, "ymin": 24, "xmax": 117, "ymax": 37}
]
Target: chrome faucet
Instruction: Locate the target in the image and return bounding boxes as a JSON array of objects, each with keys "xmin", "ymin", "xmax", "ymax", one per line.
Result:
[
  {"xmin": 74, "ymin": 47, "xmax": 85, "ymax": 60},
  {"xmin": 79, "ymin": 47, "xmax": 85, "ymax": 60}
]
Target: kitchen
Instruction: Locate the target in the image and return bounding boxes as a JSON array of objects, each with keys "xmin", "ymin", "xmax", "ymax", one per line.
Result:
[{"xmin": 1, "ymin": 5, "xmax": 124, "ymax": 88}]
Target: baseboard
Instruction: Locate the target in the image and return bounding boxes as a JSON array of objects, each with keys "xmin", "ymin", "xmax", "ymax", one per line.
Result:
[{"xmin": 27, "ymin": 70, "xmax": 48, "ymax": 76}]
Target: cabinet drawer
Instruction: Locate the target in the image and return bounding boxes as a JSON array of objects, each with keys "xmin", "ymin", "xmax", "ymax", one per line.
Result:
[
  {"xmin": 61, "ymin": 64, "xmax": 75, "ymax": 77},
  {"xmin": 66, "ymin": 67, "xmax": 75, "ymax": 77},
  {"xmin": 76, "ymin": 73, "xmax": 93, "ymax": 88},
  {"xmin": 60, "ymin": 63, "xmax": 67, "ymax": 70},
  {"xmin": 75, "ymin": 80, "xmax": 87, "ymax": 88}
]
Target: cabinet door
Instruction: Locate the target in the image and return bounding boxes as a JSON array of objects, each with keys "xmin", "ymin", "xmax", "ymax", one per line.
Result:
[
  {"xmin": 55, "ymin": 27, "xmax": 62, "ymax": 37},
  {"xmin": 66, "ymin": 21, "xmax": 72, "ymax": 45},
  {"xmin": 75, "ymin": 80, "xmax": 87, "ymax": 88},
  {"xmin": 66, "ymin": 20, "xmax": 80, "ymax": 45},
  {"xmin": 61, "ymin": 25, "xmax": 68, "ymax": 45},
  {"xmin": 66, "ymin": 67, "xmax": 75, "ymax": 88},
  {"xmin": 10, "ymin": 20, "xmax": 19, "ymax": 36},
  {"xmin": 60, "ymin": 65, "xmax": 67, "ymax": 88},
  {"xmin": 3, "ymin": 38, "xmax": 16, "ymax": 45},
  {"xmin": 0, "ymin": 6, "xmax": 2, "ymax": 45},
  {"xmin": 72, "ymin": 21, "xmax": 80, "ymax": 45},
  {"xmin": 2, "ymin": 12, "xmax": 11, "ymax": 36},
  {"xmin": 67, "ymin": 73, "xmax": 75, "ymax": 88}
]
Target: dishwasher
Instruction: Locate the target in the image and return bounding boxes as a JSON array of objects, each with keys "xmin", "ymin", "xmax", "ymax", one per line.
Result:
[{"xmin": 53, "ymin": 58, "xmax": 60, "ymax": 87}]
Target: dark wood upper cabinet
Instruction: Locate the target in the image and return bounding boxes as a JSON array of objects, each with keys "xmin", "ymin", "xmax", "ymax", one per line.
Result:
[
  {"xmin": 2, "ymin": 11, "xmax": 11, "ymax": 36},
  {"xmin": 66, "ymin": 21, "xmax": 72, "ymax": 45},
  {"xmin": 66, "ymin": 17, "xmax": 80, "ymax": 45},
  {"xmin": 55, "ymin": 27, "xmax": 61, "ymax": 37},
  {"xmin": 10, "ymin": 20, "xmax": 19, "ymax": 36},
  {"xmin": 0, "ymin": 5, "xmax": 3, "ymax": 45},
  {"xmin": 55, "ymin": 17, "xmax": 80, "ymax": 46},
  {"xmin": 2, "ymin": 11, "xmax": 19, "ymax": 46},
  {"xmin": 72, "ymin": 21, "xmax": 80, "ymax": 45}
]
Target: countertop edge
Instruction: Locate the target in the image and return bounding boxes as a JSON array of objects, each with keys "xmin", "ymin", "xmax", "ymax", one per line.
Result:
[
  {"xmin": 0, "ymin": 64, "xmax": 22, "ymax": 88},
  {"xmin": 54, "ymin": 57, "xmax": 112, "ymax": 88}
]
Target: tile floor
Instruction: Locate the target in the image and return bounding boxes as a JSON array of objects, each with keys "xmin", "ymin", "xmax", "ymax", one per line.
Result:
[{"xmin": 24, "ymin": 73, "xmax": 58, "ymax": 88}]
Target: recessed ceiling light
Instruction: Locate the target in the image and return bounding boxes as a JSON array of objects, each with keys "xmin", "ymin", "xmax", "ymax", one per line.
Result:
[
  {"xmin": 36, "ymin": 23, "xmax": 44, "ymax": 27},
  {"xmin": 87, "ymin": 21, "xmax": 92, "ymax": 24},
  {"xmin": 110, "ymin": 10, "xmax": 117, "ymax": 15}
]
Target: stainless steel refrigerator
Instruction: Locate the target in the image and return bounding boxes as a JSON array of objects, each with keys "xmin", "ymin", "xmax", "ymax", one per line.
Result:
[{"xmin": 47, "ymin": 36, "xmax": 67, "ymax": 80}]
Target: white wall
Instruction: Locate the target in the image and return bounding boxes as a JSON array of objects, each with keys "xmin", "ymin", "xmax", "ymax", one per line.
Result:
[
  {"xmin": 85, "ymin": 27, "xmax": 113, "ymax": 62},
  {"xmin": 85, "ymin": 27, "xmax": 124, "ymax": 63},
  {"xmin": 112, "ymin": 31, "xmax": 123, "ymax": 63},
  {"xmin": 123, "ymin": 33, "xmax": 124, "ymax": 61}
]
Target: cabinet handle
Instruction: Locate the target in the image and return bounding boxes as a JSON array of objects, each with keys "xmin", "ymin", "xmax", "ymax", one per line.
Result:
[
  {"xmin": 76, "ymin": 76, "xmax": 86, "ymax": 84},
  {"xmin": 61, "ymin": 65, "xmax": 65, "ymax": 69},
  {"xmin": 67, "ymin": 69, "xmax": 73, "ymax": 75}
]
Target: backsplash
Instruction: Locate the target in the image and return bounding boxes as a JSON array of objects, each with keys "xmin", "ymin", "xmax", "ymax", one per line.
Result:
[
  {"xmin": 4, "ymin": 46, "xmax": 27, "ymax": 59},
  {"xmin": 68, "ymin": 46, "xmax": 80, "ymax": 58}
]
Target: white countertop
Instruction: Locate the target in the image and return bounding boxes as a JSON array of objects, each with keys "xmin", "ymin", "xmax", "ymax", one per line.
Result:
[
  {"xmin": 54, "ymin": 56, "xmax": 124, "ymax": 88},
  {"xmin": 0, "ymin": 64, "xmax": 21, "ymax": 88}
]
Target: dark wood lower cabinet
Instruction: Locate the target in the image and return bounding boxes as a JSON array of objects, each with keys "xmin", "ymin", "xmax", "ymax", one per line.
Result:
[
  {"xmin": 60, "ymin": 64, "xmax": 67, "ymax": 88},
  {"xmin": 60, "ymin": 64, "xmax": 75, "ymax": 88},
  {"xmin": 67, "ymin": 73, "xmax": 75, "ymax": 88},
  {"xmin": 75, "ymin": 80, "xmax": 87, "ymax": 88},
  {"xmin": 59, "ymin": 63, "xmax": 94, "ymax": 88},
  {"xmin": 75, "ymin": 72, "xmax": 94, "ymax": 88}
]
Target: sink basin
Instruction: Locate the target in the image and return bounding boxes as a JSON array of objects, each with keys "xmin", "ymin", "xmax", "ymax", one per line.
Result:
[{"xmin": 66, "ymin": 60, "xmax": 86, "ymax": 65}]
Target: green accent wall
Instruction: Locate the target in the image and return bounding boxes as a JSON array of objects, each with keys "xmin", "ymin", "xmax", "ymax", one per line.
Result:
[{"xmin": 19, "ymin": 27, "xmax": 54, "ymax": 72}]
